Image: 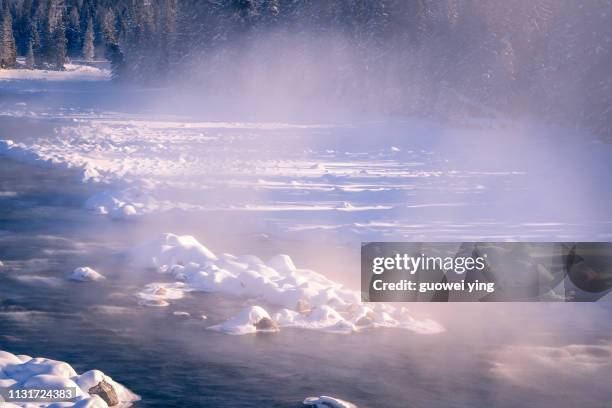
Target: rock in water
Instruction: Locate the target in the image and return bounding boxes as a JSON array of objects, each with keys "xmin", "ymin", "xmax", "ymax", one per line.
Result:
[
  {"xmin": 255, "ymin": 316, "xmax": 279, "ymax": 332},
  {"xmin": 296, "ymin": 299, "xmax": 311, "ymax": 314},
  {"xmin": 89, "ymin": 380, "xmax": 119, "ymax": 406}
]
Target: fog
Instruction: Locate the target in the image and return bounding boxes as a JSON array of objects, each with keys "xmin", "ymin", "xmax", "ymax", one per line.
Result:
[{"xmin": 1, "ymin": 2, "xmax": 611, "ymax": 406}]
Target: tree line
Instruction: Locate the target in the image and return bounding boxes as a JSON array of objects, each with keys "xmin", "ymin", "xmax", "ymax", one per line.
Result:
[
  {"xmin": 0, "ymin": 0, "xmax": 610, "ymax": 139},
  {"xmin": 0, "ymin": 0, "xmax": 105, "ymax": 70}
]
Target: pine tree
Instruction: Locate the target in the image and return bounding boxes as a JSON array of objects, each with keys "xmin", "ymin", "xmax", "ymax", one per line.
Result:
[
  {"xmin": 66, "ymin": 5, "xmax": 81, "ymax": 56},
  {"xmin": 16, "ymin": 0, "xmax": 33, "ymax": 55},
  {"xmin": 159, "ymin": 0, "xmax": 177, "ymax": 76},
  {"xmin": 0, "ymin": 4, "xmax": 17, "ymax": 69},
  {"xmin": 105, "ymin": 41, "xmax": 125, "ymax": 81},
  {"xmin": 40, "ymin": 1, "xmax": 53, "ymax": 65},
  {"xmin": 82, "ymin": 16, "xmax": 94, "ymax": 61},
  {"xmin": 25, "ymin": 37, "xmax": 35, "ymax": 68},
  {"xmin": 53, "ymin": 17, "xmax": 67, "ymax": 70},
  {"xmin": 30, "ymin": 19, "xmax": 42, "ymax": 68}
]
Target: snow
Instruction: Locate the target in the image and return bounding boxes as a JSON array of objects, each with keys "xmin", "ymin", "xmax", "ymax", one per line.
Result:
[
  {"xmin": 131, "ymin": 233, "xmax": 444, "ymax": 335},
  {"xmin": 84, "ymin": 189, "xmax": 155, "ymax": 218},
  {"xmin": 67, "ymin": 267, "xmax": 105, "ymax": 282},
  {"xmin": 131, "ymin": 233, "xmax": 217, "ymax": 269},
  {"xmin": 0, "ymin": 110, "xmax": 609, "ymax": 243},
  {"xmin": 137, "ymin": 282, "xmax": 187, "ymax": 307},
  {"xmin": 303, "ymin": 396, "xmax": 357, "ymax": 408},
  {"xmin": 0, "ymin": 64, "xmax": 110, "ymax": 82},
  {"xmin": 209, "ymin": 305, "xmax": 279, "ymax": 335},
  {"xmin": 0, "ymin": 350, "xmax": 139, "ymax": 408}
]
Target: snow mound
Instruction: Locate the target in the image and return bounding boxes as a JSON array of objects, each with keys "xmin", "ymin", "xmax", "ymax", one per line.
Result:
[
  {"xmin": 131, "ymin": 233, "xmax": 217, "ymax": 269},
  {"xmin": 131, "ymin": 234, "xmax": 445, "ymax": 336},
  {"xmin": 137, "ymin": 282, "xmax": 187, "ymax": 307},
  {"xmin": 84, "ymin": 189, "xmax": 155, "ymax": 218},
  {"xmin": 209, "ymin": 305, "xmax": 279, "ymax": 335},
  {"xmin": 0, "ymin": 350, "xmax": 139, "ymax": 407},
  {"xmin": 0, "ymin": 139, "xmax": 103, "ymax": 183},
  {"xmin": 303, "ymin": 396, "xmax": 357, "ymax": 408},
  {"xmin": 68, "ymin": 267, "xmax": 105, "ymax": 282}
]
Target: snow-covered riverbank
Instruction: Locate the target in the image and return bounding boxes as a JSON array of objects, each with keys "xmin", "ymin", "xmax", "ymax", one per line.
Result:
[{"xmin": 1, "ymin": 110, "xmax": 611, "ymax": 242}]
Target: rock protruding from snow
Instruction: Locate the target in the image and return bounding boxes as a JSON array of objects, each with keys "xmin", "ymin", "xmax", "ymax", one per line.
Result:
[
  {"xmin": 303, "ymin": 396, "xmax": 357, "ymax": 408},
  {"xmin": 131, "ymin": 234, "xmax": 444, "ymax": 336},
  {"xmin": 88, "ymin": 380, "xmax": 119, "ymax": 406},
  {"xmin": 68, "ymin": 267, "xmax": 105, "ymax": 282},
  {"xmin": 209, "ymin": 306, "xmax": 279, "ymax": 335},
  {"xmin": 0, "ymin": 350, "xmax": 139, "ymax": 407}
]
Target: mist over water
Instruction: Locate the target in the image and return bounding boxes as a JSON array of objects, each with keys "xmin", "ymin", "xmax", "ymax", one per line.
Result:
[
  {"xmin": 0, "ymin": 1, "xmax": 611, "ymax": 407},
  {"xmin": 1, "ymin": 75, "xmax": 611, "ymax": 407}
]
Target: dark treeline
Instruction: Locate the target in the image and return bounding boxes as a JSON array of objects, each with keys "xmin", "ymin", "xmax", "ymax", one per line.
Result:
[{"xmin": 0, "ymin": 0, "xmax": 610, "ymax": 138}]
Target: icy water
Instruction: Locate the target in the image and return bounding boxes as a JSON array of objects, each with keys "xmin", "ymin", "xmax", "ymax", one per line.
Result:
[{"xmin": 1, "ymin": 76, "xmax": 612, "ymax": 407}]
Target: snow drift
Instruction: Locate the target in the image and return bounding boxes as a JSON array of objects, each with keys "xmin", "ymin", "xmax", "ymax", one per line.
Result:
[
  {"xmin": 0, "ymin": 350, "xmax": 139, "ymax": 408},
  {"xmin": 131, "ymin": 233, "xmax": 444, "ymax": 335}
]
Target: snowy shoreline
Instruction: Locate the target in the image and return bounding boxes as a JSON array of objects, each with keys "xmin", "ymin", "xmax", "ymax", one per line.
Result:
[{"xmin": 0, "ymin": 63, "xmax": 110, "ymax": 82}]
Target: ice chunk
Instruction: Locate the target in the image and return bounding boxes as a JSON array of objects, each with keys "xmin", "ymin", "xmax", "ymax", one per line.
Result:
[
  {"xmin": 273, "ymin": 305, "xmax": 353, "ymax": 333},
  {"xmin": 303, "ymin": 396, "xmax": 357, "ymax": 408},
  {"xmin": 84, "ymin": 191, "xmax": 124, "ymax": 215},
  {"xmin": 131, "ymin": 234, "xmax": 444, "ymax": 336},
  {"xmin": 209, "ymin": 305, "xmax": 279, "ymax": 335},
  {"xmin": 110, "ymin": 204, "xmax": 137, "ymax": 220},
  {"xmin": 68, "ymin": 267, "xmax": 105, "ymax": 282},
  {"xmin": 131, "ymin": 233, "xmax": 217, "ymax": 269},
  {"xmin": 0, "ymin": 350, "xmax": 139, "ymax": 407}
]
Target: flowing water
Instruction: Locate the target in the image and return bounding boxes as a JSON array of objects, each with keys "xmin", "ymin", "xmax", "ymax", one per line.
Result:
[{"xmin": 1, "ymin": 76, "xmax": 611, "ymax": 408}]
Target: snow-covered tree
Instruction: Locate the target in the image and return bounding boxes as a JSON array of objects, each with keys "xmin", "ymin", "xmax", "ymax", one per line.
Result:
[
  {"xmin": 0, "ymin": 4, "xmax": 17, "ymax": 68},
  {"xmin": 52, "ymin": 15, "xmax": 67, "ymax": 70},
  {"xmin": 82, "ymin": 16, "xmax": 94, "ymax": 61},
  {"xmin": 25, "ymin": 37, "xmax": 35, "ymax": 68},
  {"xmin": 66, "ymin": 4, "xmax": 81, "ymax": 56}
]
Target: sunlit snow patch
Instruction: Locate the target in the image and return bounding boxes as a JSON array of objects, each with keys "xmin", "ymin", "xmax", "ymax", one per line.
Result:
[
  {"xmin": 209, "ymin": 305, "xmax": 279, "ymax": 335},
  {"xmin": 130, "ymin": 233, "xmax": 444, "ymax": 335},
  {"xmin": 84, "ymin": 189, "xmax": 155, "ymax": 219},
  {"xmin": 0, "ymin": 63, "xmax": 110, "ymax": 82},
  {"xmin": 0, "ymin": 350, "xmax": 139, "ymax": 407},
  {"xmin": 303, "ymin": 395, "xmax": 357, "ymax": 408},
  {"xmin": 67, "ymin": 267, "xmax": 105, "ymax": 282}
]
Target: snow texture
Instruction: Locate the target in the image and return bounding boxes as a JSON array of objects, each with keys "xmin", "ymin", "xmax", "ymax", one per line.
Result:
[
  {"xmin": 303, "ymin": 395, "xmax": 357, "ymax": 408},
  {"xmin": 0, "ymin": 64, "xmax": 110, "ymax": 82},
  {"xmin": 67, "ymin": 267, "xmax": 105, "ymax": 282},
  {"xmin": 0, "ymin": 350, "xmax": 139, "ymax": 408},
  {"xmin": 1, "ymin": 109, "xmax": 609, "ymax": 243},
  {"xmin": 131, "ymin": 233, "xmax": 444, "ymax": 335}
]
